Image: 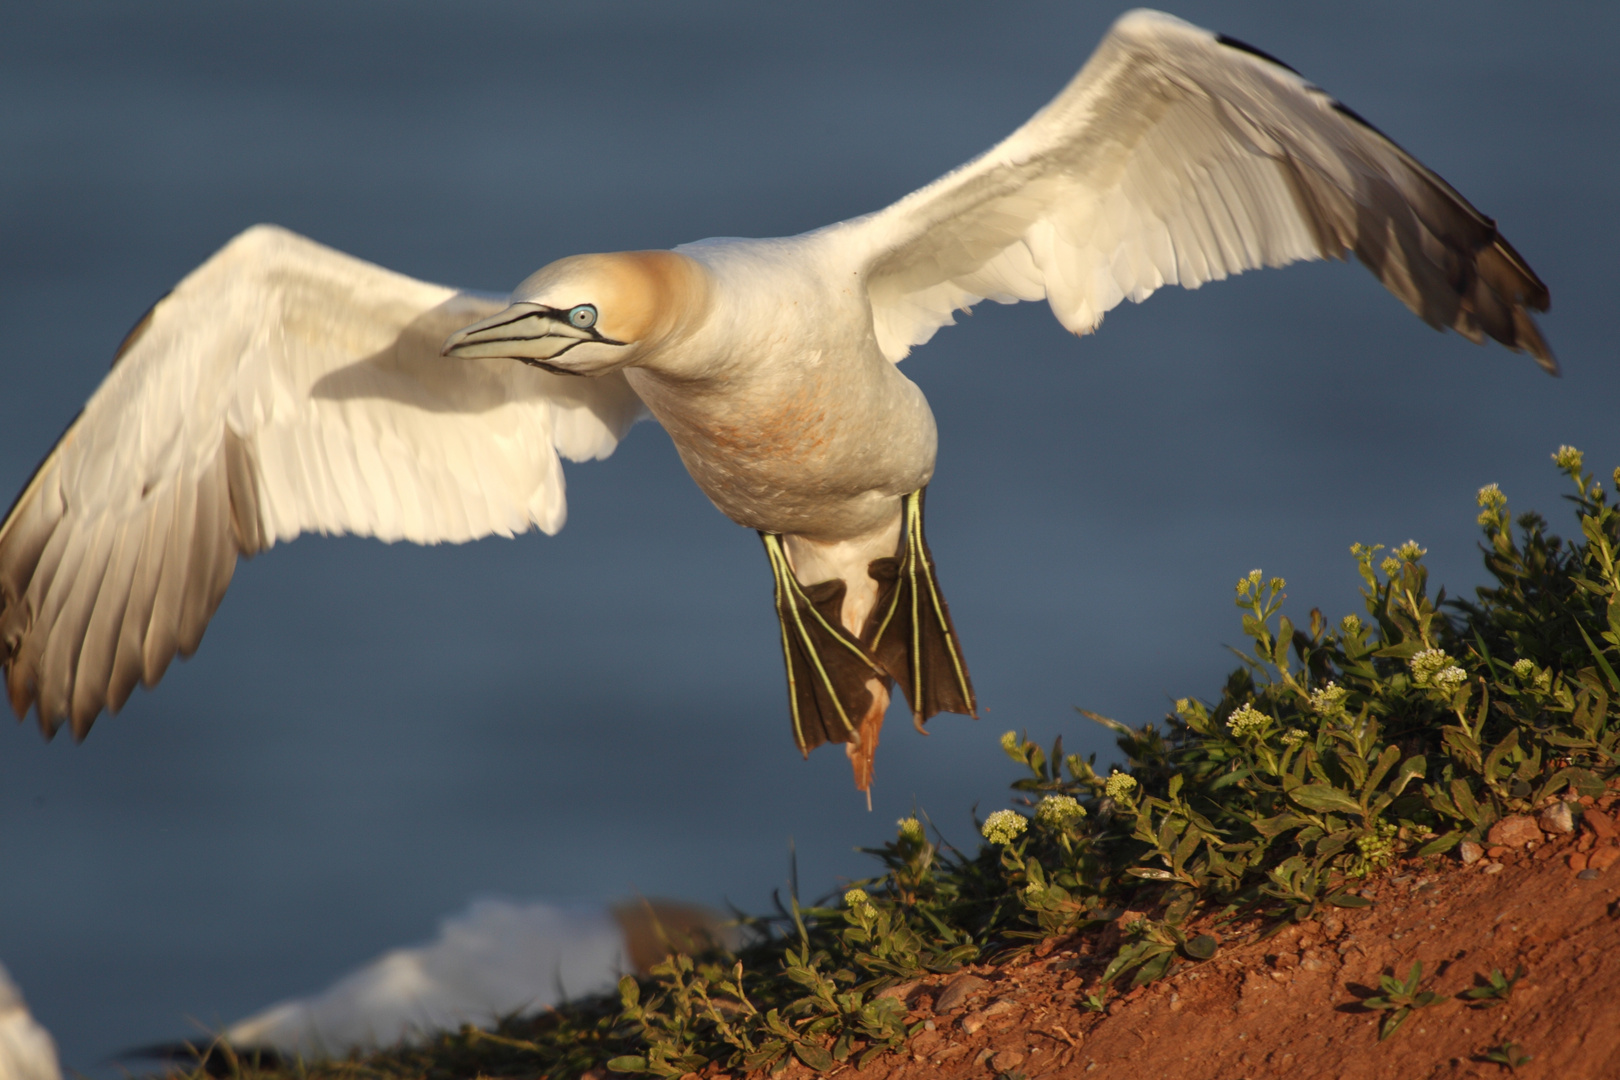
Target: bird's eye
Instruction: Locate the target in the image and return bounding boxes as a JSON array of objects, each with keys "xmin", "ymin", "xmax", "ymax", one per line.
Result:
[{"xmin": 568, "ymin": 305, "xmax": 597, "ymax": 329}]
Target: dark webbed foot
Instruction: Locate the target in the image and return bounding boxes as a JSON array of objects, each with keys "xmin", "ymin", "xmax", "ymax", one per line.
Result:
[
  {"xmin": 761, "ymin": 488, "xmax": 975, "ymax": 802},
  {"xmin": 863, "ymin": 488, "xmax": 977, "ymax": 725}
]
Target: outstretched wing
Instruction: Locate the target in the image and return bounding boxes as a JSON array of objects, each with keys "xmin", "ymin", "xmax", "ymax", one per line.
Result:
[
  {"xmin": 0, "ymin": 225, "xmax": 646, "ymax": 738},
  {"xmin": 845, "ymin": 8, "xmax": 1552, "ymax": 370}
]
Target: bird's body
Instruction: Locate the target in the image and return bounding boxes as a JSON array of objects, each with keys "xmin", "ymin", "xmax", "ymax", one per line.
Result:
[
  {"xmin": 628, "ymin": 237, "xmax": 936, "ymax": 545},
  {"xmin": 0, "ymin": 10, "xmax": 1554, "ymax": 794}
]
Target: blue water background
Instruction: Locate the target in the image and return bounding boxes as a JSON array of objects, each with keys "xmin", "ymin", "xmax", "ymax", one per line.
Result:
[{"xmin": 1, "ymin": 1, "xmax": 1615, "ymax": 1069}]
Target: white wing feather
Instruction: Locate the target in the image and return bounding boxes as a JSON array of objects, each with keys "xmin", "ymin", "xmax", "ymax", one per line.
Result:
[
  {"xmin": 0, "ymin": 225, "xmax": 645, "ymax": 736},
  {"xmin": 847, "ymin": 9, "xmax": 1551, "ymax": 369}
]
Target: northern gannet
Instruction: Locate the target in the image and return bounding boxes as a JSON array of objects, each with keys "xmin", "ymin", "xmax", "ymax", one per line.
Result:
[
  {"xmin": 0, "ymin": 960, "xmax": 62, "ymax": 1080},
  {"xmin": 138, "ymin": 899, "xmax": 730, "ymax": 1062},
  {"xmin": 0, "ymin": 10, "xmax": 1552, "ymax": 797}
]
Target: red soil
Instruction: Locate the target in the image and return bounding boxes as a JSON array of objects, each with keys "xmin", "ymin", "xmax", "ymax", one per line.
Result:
[{"xmin": 735, "ymin": 797, "xmax": 1620, "ymax": 1079}]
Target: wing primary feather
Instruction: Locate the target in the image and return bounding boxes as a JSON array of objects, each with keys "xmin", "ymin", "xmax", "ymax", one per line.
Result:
[
  {"xmin": 109, "ymin": 483, "xmax": 174, "ymax": 713},
  {"xmin": 223, "ymin": 429, "xmax": 266, "ymax": 555},
  {"xmin": 141, "ymin": 474, "xmax": 196, "ymax": 686},
  {"xmin": 38, "ymin": 518, "xmax": 115, "ymax": 735},
  {"xmin": 71, "ymin": 517, "xmax": 141, "ymax": 731},
  {"xmin": 1213, "ymin": 33, "xmax": 1303, "ymax": 76}
]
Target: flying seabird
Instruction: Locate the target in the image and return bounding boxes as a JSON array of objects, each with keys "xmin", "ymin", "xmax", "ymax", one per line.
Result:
[{"xmin": 0, "ymin": 10, "xmax": 1553, "ymax": 798}]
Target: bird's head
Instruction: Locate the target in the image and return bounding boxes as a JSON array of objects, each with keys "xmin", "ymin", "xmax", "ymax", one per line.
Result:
[{"xmin": 441, "ymin": 251, "xmax": 711, "ymax": 376}]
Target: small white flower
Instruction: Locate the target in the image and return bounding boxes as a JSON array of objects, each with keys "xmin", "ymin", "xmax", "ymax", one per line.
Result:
[
  {"xmin": 1410, "ymin": 649, "xmax": 1454, "ymax": 686},
  {"xmin": 1381, "ymin": 556, "xmax": 1403, "ymax": 579},
  {"xmin": 1282, "ymin": 728, "xmax": 1309, "ymax": 747},
  {"xmin": 1432, "ymin": 666, "xmax": 1468, "ymax": 692},
  {"xmin": 1477, "ymin": 483, "xmax": 1506, "ymax": 510},
  {"xmin": 1226, "ymin": 703, "xmax": 1269, "ymax": 738},
  {"xmin": 981, "ymin": 809, "xmax": 1028, "ymax": 846},
  {"xmin": 1340, "ymin": 614, "xmax": 1363, "ymax": 636},
  {"xmin": 1394, "ymin": 540, "xmax": 1427, "ymax": 562},
  {"xmin": 1309, "ymin": 682, "xmax": 1347, "ymax": 717},
  {"xmin": 1553, "ymin": 445, "xmax": 1584, "ymax": 472},
  {"xmin": 897, "ymin": 817, "xmax": 924, "ymax": 842},
  {"xmin": 1512, "ymin": 659, "xmax": 1536, "ymax": 679}
]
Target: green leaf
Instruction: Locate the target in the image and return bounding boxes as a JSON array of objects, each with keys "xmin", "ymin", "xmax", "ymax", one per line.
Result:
[
  {"xmin": 1183, "ymin": 934, "xmax": 1218, "ymax": 960},
  {"xmin": 1389, "ymin": 755, "xmax": 1427, "ymax": 797},
  {"xmin": 1417, "ymin": 831, "xmax": 1461, "ymax": 856},
  {"xmin": 607, "ymin": 1056, "xmax": 649, "ymax": 1073},
  {"xmin": 793, "ymin": 1041, "xmax": 835, "ymax": 1072},
  {"xmin": 1325, "ymin": 891, "xmax": 1373, "ymax": 908},
  {"xmin": 1289, "ymin": 784, "xmax": 1363, "ymax": 815},
  {"xmin": 1577, "ymin": 622, "xmax": 1620, "ymax": 693}
]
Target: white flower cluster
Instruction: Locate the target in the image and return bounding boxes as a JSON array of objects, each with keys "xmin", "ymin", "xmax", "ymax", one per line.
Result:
[
  {"xmin": 1309, "ymin": 682, "xmax": 1347, "ymax": 717},
  {"xmin": 843, "ymin": 888, "xmax": 875, "ymax": 917},
  {"xmin": 1410, "ymin": 648, "xmax": 1466, "ymax": 691},
  {"xmin": 981, "ymin": 809, "xmax": 1028, "ymax": 846},
  {"xmin": 1553, "ymin": 445, "xmax": 1584, "ymax": 473},
  {"xmin": 1394, "ymin": 539, "xmax": 1427, "ymax": 562},
  {"xmin": 1035, "ymin": 794, "xmax": 1086, "ymax": 828},
  {"xmin": 1226, "ymin": 703, "xmax": 1269, "ymax": 738},
  {"xmin": 897, "ymin": 817, "xmax": 924, "ymax": 842},
  {"xmin": 1512, "ymin": 659, "xmax": 1536, "ymax": 679},
  {"xmin": 1477, "ymin": 483, "xmax": 1509, "ymax": 529},
  {"xmin": 1341, "ymin": 614, "xmax": 1363, "ymax": 636},
  {"xmin": 1282, "ymin": 728, "xmax": 1309, "ymax": 747},
  {"xmin": 1104, "ymin": 772, "xmax": 1138, "ymax": 800}
]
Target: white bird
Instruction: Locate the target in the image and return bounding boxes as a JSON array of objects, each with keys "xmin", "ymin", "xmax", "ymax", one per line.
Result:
[
  {"xmin": 0, "ymin": 960, "xmax": 61, "ymax": 1080},
  {"xmin": 0, "ymin": 10, "xmax": 1552, "ymax": 796},
  {"xmin": 204, "ymin": 898, "xmax": 728, "ymax": 1061}
]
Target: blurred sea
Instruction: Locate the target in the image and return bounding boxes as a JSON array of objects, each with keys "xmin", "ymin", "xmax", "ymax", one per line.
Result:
[{"xmin": 1, "ymin": 1, "xmax": 1614, "ymax": 1070}]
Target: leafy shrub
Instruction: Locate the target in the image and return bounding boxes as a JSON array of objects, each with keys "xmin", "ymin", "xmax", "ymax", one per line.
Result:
[{"xmin": 172, "ymin": 449, "xmax": 1620, "ymax": 1079}]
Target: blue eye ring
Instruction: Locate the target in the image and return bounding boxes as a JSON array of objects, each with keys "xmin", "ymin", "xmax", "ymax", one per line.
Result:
[{"xmin": 568, "ymin": 304, "xmax": 597, "ymax": 329}]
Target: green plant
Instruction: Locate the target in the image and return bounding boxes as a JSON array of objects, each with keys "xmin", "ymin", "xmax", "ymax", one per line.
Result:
[
  {"xmin": 1360, "ymin": 961, "xmax": 1441, "ymax": 1040},
  {"xmin": 155, "ymin": 448, "xmax": 1620, "ymax": 1080},
  {"xmin": 1483, "ymin": 1040, "xmax": 1534, "ymax": 1071},
  {"xmin": 1463, "ymin": 965, "xmax": 1526, "ymax": 1008}
]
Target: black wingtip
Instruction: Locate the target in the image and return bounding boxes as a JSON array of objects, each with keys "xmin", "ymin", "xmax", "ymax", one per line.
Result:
[{"xmin": 1215, "ymin": 33, "xmax": 1304, "ymax": 77}]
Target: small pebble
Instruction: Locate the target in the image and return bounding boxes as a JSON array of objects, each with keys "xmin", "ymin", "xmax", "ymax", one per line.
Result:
[
  {"xmin": 935, "ymin": 974, "xmax": 988, "ymax": 1013},
  {"xmin": 1539, "ymin": 801, "xmax": 1575, "ymax": 835},
  {"xmin": 991, "ymin": 1050, "xmax": 1026, "ymax": 1071},
  {"xmin": 1578, "ymin": 868, "xmax": 1603, "ymax": 881},
  {"xmin": 1459, "ymin": 841, "xmax": 1485, "ymax": 864},
  {"xmin": 1483, "ymin": 862, "xmax": 1506, "ymax": 875},
  {"xmin": 1591, "ymin": 847, "xmax": 1620, "ymax": 871},
  {"xmin": 1570, "ymin": 853, "xmax": 1589, "ymax": 872}
]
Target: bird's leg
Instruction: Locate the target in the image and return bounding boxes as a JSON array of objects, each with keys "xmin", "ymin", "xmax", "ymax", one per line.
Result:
[
  {"xmin": 863, "ymin": 487, "xmax": 977, "ymax": 727},
  {"xmin": 759, "ymin": 532, "xmax": 888, "ymax": 771}
]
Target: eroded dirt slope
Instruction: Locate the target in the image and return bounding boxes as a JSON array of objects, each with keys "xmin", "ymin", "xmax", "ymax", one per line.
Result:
[{"xmin": 747, "ymin": 797, "xmax": 1620, "ymax": 1080}]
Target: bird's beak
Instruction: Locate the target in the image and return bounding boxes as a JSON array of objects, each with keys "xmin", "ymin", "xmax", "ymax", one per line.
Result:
[{"xmin": 441, "ymin": 303, "xmax": 595, "ymax": 363}]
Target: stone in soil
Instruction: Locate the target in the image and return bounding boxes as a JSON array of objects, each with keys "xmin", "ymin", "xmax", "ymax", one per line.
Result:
[
  {"xmin": 1489, "ymin": 815, "xmax": 1542, "ymax": 848},
  {"xmin": 933, "ymin": 974, "xmax": 988, "ymax": 1013},
  {"xmin": 1538, "ymin": 801, "xmax": 1576, "ymax": 834}
]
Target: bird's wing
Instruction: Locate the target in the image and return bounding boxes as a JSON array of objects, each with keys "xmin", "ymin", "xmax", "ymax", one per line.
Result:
[
  {"xmin": 844, "ymin": 9, "xmax": 1552, "ymax": 370},
  {"xmin": 0, "ymin": 224, "xmax": 646, "ymax": 737}
]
